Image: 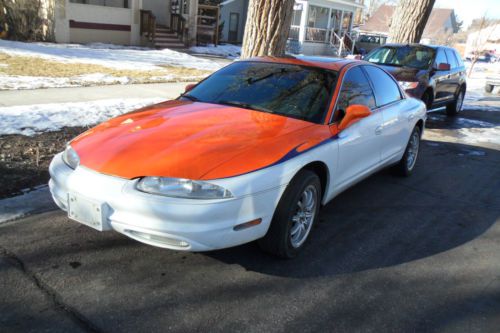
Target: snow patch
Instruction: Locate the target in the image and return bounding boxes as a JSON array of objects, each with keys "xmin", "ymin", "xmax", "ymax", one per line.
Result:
[
  {"xmin": 190, "ymin": 44, "xmax": 241, "ymax": 59},
  {"xmin": 0, "ymin": 98, "xmax": 165, "ymax": 136},
  {"xmin": 0, "ymin": 74, "xmax": 132, "ymax": 90},
  {"xmin": 0, "ymin": 39, "xmax": 222, "ymax": 71},
  {"xmin": 0, "ymin": 186, "xmax": 55, "ymax": 223}
]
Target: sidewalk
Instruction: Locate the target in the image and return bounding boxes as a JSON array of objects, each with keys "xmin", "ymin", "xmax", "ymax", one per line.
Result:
[{"xmin": 0, "ymin": 82, "xmax": 191, "ymax": 107}]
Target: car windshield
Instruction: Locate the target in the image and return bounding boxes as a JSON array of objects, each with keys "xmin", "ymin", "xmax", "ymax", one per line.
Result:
[
  {"xmin": 180, "ymin": 61, "xmax": 337, "ymax": 123},
  {"xmin": 366, "ymin": 46, "xmax": 435, "ymax": 69}
]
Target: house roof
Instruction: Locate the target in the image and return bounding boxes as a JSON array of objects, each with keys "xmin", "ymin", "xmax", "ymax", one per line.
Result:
[{"xmin": 360, "ymin": 5, "xmax": 457, "ymax": 38}]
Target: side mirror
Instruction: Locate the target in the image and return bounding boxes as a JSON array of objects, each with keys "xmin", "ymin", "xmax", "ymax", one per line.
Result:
[
  {"xmin": 185, "ymin": 83, "xmax": 196, "ymax": 93},
  {"xmin": 338, "ymin": 105, "xmax": 371, "ymax": 131},
  {"xmin": 437, "ymin": 62, "xmax": 450, "ymax": 71}
]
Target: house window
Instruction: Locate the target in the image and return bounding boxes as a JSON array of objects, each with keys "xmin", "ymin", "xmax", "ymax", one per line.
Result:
[
  {"xmin": 307, "ymin": 6, "xmax": 329, "ymax": 29},
  {"xmin": 342, "ymin": 11, "xmax": 353, "ymax": 31},
  {"xmin": 291, "ymin": 7, "xmax": 302, "ymax": 26},
  {"xmin": 69, "ymin": 0, "xmax": 129, "ymax": 9}
]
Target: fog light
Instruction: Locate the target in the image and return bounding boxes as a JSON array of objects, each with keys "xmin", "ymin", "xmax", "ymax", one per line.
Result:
[
  {"xmin": 233, "ymin": 218, "xmax": 262, "ymax": 231},
  {"xmin": 125, "ymin": 230, "xmax": 189, "ymax": 248}
]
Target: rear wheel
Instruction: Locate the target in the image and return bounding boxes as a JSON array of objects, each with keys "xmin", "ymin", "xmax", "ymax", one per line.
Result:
[
  {"xmin": 394, "ymin": 126, "xmax": 421, "ymax": 177},
  {"xmin": 258, "ymin": 170, "xmax": 321, "ymax": 258},
  {"xmin": 485, "ymin": 84, "xmax": 494, "ymax": 93},
  {"xmin": 446, "ymin": 88, "xmax": 464, "ymax": 116}
]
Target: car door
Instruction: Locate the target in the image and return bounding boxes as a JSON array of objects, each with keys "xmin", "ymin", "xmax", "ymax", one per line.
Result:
[
  {"xmin": 333, "ymin": 66, "xmax": 383, "ymax": 189},
  {"xmin": 363, "ymin": 65, "xmax": 408, "ymax": 162},
  {"xmin": 445, "ymin": 49, "xmax": 461, "ymax": 96},
  {"xmin": 433, "ymin": 47, "xmax": 452, "ymax": 102}
]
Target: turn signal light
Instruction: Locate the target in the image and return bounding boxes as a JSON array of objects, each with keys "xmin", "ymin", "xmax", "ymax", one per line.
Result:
[{"xmin": 233, "ymin": 219, "xmax": 262, "ymax": 231}]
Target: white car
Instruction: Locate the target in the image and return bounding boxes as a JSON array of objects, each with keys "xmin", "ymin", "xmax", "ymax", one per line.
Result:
[{"xmin": 49, "ymin": 57, "xmax": 426, "ymax": 258}]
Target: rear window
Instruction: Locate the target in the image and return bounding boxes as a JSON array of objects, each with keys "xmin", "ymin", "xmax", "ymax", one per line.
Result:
[
  {"xmin": 363, "ymin": 66, "xmax": 402, "ymax": 107},
  {"xmin": 445, "ymin": 49, "xmax": 458, "ymax": 69}
]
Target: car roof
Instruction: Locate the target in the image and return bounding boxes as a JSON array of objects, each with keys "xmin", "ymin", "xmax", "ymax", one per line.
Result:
[
  {"xmin": 241, "ymin": 56, "xmax": 356, "ymax": 71},
  {"xmin": 378, "ymin": 43, "xmax": 458, "ymax": 51}
]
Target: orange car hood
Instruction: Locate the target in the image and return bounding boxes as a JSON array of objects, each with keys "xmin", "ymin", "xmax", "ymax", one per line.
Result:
[{"xmin": 71, "ymin": 100, "xmax": 332, "ymax": 180}]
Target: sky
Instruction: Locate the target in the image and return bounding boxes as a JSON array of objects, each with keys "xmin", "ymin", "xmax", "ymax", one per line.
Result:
[{"xmin": 433, "ymin": 0, "xmax": 500, "ymax": 28}]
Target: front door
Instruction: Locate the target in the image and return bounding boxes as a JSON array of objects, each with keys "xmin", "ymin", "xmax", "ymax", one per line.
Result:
[
  {"xmin": 333, "ymin": 66, "xmax": 382, "ymax": 189},
  {"xmin": 229, "ymin": 12, "xmax": 239, "ymax": 43}
]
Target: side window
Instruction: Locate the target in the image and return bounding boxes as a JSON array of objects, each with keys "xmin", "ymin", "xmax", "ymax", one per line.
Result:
[
  {"xmin": 453, "ymin": 50, "xmax": 464, "ymax": 68},
  {"xmin": 335, "ymin": 66, "xmax": 376, "ymax": 120},
  {"xmin": 445, "ymin": 49, "xmax": 458, "ymax": 69},
  {"xmin": 363, "ymin": 66, "xmax": 402, "ymax": 107},
  {"xmin": 434, "ymin": 48, "xmax": 448, "ymax": 67}
]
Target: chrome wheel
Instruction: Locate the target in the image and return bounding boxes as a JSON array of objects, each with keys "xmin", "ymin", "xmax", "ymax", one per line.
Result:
[
  {"xmin": 406, "ymin": 130, "xmax": 420, "ymax": 171},
  {"xmin": 456, "ymin": 91, "xmax": 464, "ymax": 113},
  {"xmin": 290, "ymin": 185, "xmax": 317, "ymax": 248}
]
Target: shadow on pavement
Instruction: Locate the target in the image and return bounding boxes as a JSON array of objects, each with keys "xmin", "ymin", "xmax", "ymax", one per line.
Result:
[{"xmin": 206, "ymin": 140, "xmax": 500, "ymax": 278}]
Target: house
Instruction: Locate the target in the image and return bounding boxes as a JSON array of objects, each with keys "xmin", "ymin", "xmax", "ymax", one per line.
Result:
[
  {"xmin": 49, "ymin": 0, "xmax": 217, "ymax": 49},
  {"xmin": 359, "ymin": 5, "xmax": 459, "ymax": 45},
  {"xmin": 465, "ymin": 23, "xmax": 500, "ymax": 57},
  {"xmin": 45, "ymin": 0, "xmax": 363, "ymax": 55}
]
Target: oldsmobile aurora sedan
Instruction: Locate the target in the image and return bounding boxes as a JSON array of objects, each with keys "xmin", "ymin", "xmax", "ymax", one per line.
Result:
[{"xmin": 49, "ymin": 57, "xmax": 426, "ymax": 258}]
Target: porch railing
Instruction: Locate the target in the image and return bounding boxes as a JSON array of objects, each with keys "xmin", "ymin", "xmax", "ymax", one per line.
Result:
[
  {"xmin": 140, "ymin": 10, "xmax": 156, "ymax": 41},
  {"xmin": 170, "ymin": 13, "xmax": 188, "ymax": 44},
  {"xmin": 329, "ymin": 30, "xmax": 356, "ymax": 57},
  {"xmin": 305, "ymin": 27, "xmax": 328, "ymax": 42}
]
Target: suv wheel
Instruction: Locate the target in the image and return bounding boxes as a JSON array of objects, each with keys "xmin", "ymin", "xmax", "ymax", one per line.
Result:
[
  {"xmin": 446, "ymin": 88, "xmax": 464, "ymax": 116},
  {"xmin": 421, "ymin": 90, "xmax": 433, "ymax": 110},
  {"xmin": 258, "ymin": 170, "xmax": 321, "ymax": 258}
]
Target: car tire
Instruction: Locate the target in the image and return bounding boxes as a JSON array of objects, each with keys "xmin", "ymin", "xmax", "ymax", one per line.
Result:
[
  {"xmin": 421, "ymin": 90, "xmax": 433, "ymax": 110},
  {"xmin": 258, "ymin": 170, "xmax": 321, "ymax": 258},
  {"xmin": 394, "ymin": 126, "xmax": 421, "ymax": 177},
  {"xmin": 446, "ymin": 88, "xmax": 464, "ymax": 116},
  {"xmin": 485, "ymin": 84, "xmax": 494, "ymax": 93}
]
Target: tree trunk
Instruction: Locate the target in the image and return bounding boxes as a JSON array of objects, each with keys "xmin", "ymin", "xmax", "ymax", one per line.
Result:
[
  {"xmin": 388, "ymin": 0, "xmax": 436, "ymax": 43},
  {"xmin": 240, "ymin": 0, "xmax": 295, "ymax": 59}
]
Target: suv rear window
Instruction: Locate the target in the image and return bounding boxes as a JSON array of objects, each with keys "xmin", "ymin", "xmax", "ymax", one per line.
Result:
[{"xmin": 445, "ymin": 49, "xmax": 458, "ymax": 69}]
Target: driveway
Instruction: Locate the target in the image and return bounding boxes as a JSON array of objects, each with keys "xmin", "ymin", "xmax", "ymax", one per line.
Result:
[{"xmin": 0, "ymin": 108, "xmax": 499, "ymax": 332}]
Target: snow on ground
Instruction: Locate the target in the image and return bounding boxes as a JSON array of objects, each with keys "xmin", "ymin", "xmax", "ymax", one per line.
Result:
[
  {"xmin": 0, "ymin": 186, "xmax": 55, "ymax": 224},
  {"xmin": 190, "ymin": 44, "xmax": 241, "ymax": 59},
  {"xmin": 0, "ymin": 98, "xmax": 164, "ymax": 136},
  {"xmin": 0, "ymin": 39, "xmax": 221, "ymax": 71},
  {"xmin": 463, "ymin": 61, "xmax": 500, "ymax": 111},
  {"xmin": 0, "ymin": 73, "xmax": 131, "ymax": 90}
]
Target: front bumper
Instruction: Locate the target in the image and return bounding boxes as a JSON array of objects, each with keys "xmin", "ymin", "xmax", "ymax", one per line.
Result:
[{"xmin": 49, "ymin": 154, "xmax": 285, "ymax": 251}]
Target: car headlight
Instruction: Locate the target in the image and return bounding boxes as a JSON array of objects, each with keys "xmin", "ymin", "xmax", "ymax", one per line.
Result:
[
  {"xmin": 136, "ymin": 177, "xmax": 233, "ymax": 199},
  {"xmin": 398, "ymin": 81, "xmax": 419, "ymax": 89},
  {"xmin": 62, "ymin": 145, "xmax": 80, "ymax": 169}
]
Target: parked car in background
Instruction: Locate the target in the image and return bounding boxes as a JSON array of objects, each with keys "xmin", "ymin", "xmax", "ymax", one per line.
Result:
[
  {"xmin": 365, "ymin": 44, "xmax": 467, "ymax": 115},
  {"xmin": 355, "ymin": 34, "xmax": 387, "ymax": 54},
  {"xmin": 485, "ymin": 74, "xmax": 500, "ymax": 93},
  {"xmin": 49, "ymin": 57, "xmax": 426, "ymax": 258}
]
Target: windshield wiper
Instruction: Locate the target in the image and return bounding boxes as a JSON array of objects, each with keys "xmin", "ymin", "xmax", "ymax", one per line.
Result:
[
  {"xmin": 217, "ymin": 100, "xmax": 273, "ymax": 113},
  {"xmin": 181, "ymin": 94, "xmax": 200, "ymax": 102}
]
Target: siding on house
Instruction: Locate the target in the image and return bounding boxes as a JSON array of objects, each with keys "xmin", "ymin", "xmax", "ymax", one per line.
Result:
[{"xmin": 220, "ymin": 0, "xmax": 249, "ymax": 44}]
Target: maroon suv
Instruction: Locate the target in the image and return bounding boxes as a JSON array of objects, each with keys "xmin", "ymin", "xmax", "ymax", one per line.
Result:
[{"xmin": 365, "ymin": 44, "xmax": 467, "ymax": 116}]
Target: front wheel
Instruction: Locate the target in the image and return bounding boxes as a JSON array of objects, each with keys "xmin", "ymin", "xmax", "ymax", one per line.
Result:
[
  {"xmin": 394, "ymin": 126, "xmax": 421, "ymax": 177},
  {"xmin": 446, "ymin": 88, "xmax": 464, "ymax": 116},
  {"xmin": 485, "ymin": 84, "xmax": 494, "ymax": 93},
  {"xmin": 258, "ymin": 170, "xmax": 321, "ymax": 258}
]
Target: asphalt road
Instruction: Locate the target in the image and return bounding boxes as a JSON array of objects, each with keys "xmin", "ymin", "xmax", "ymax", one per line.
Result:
[{"xmin": 1, "ymin": 108, "xmax": 499, "ymax": 333}]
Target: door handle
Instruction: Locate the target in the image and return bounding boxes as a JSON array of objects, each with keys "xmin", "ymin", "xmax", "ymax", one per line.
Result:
[{"xmin": 375, "ymin": 126, "xmax": 382, "ymax": 135}]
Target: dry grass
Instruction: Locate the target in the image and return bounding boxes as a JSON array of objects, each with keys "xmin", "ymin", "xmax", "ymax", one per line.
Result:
[{"xmin": 0, "ymin": 52, "xmax": 212, "ymax": 82}]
